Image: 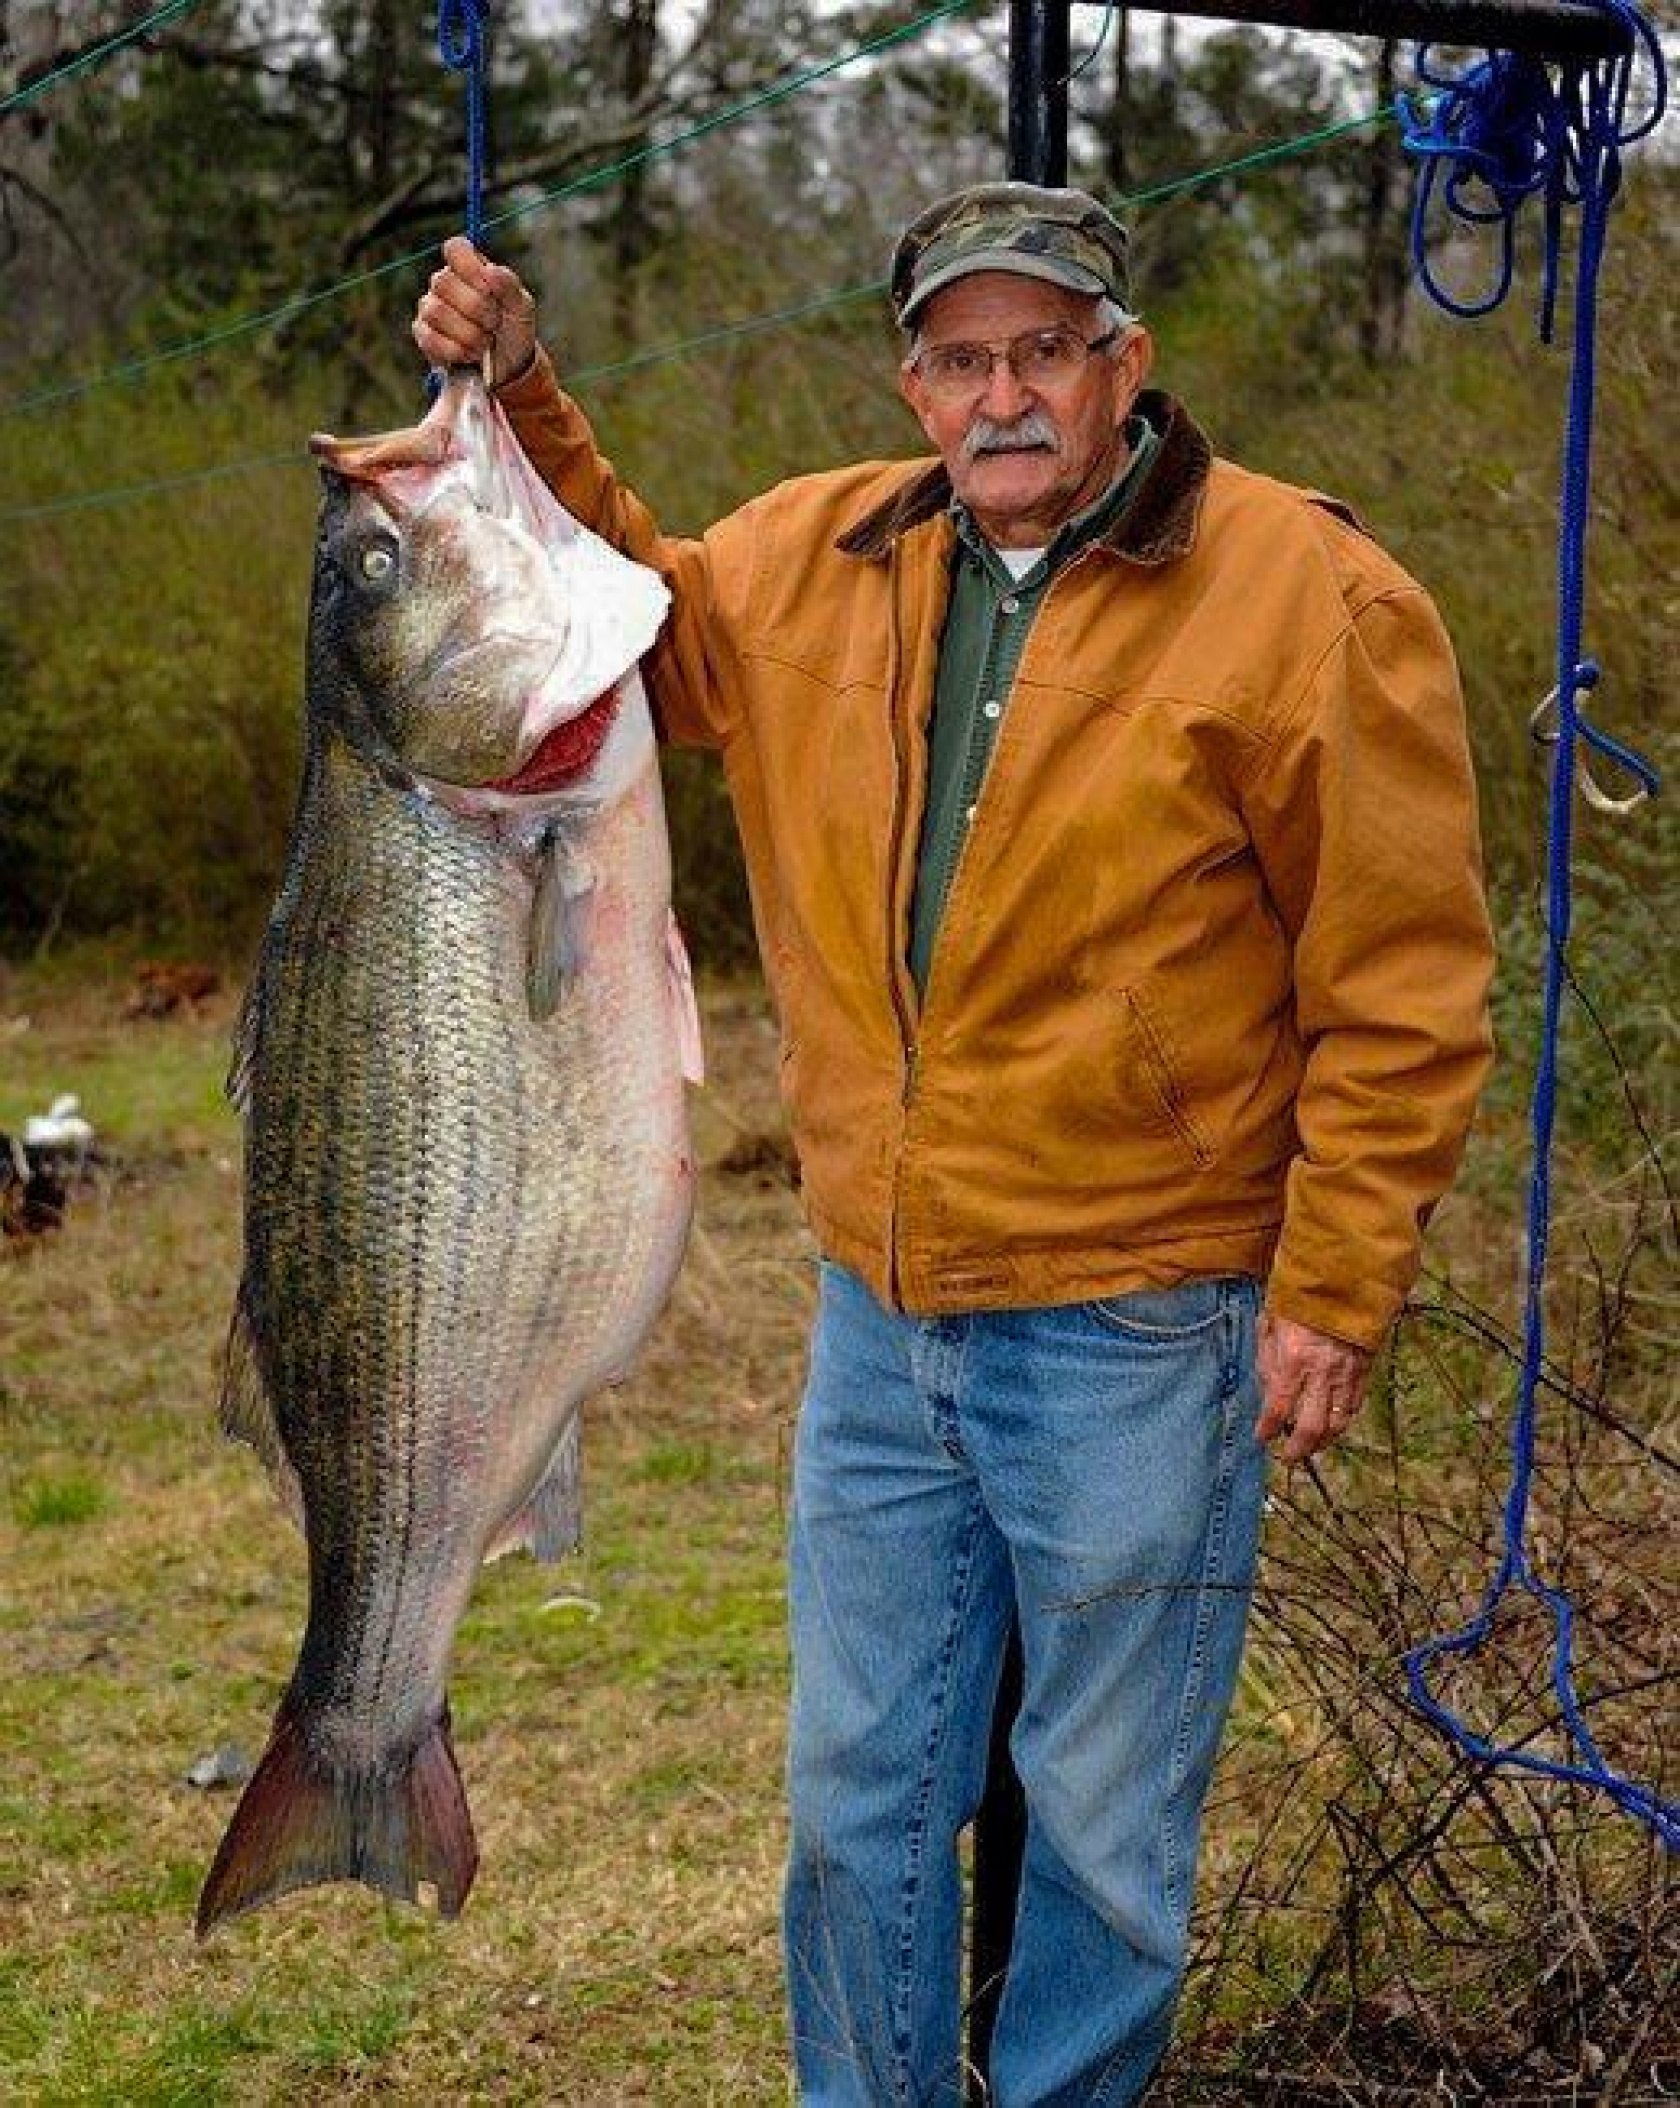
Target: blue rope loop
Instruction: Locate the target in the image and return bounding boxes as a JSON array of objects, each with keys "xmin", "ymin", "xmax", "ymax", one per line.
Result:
[
  {"xmin": 437, "ymin": 0, "xmax": 490, "ymax": 251},
  {"xmin": 1397, "ymin": 4, "xmax": 1674, "ymax": 1851}
]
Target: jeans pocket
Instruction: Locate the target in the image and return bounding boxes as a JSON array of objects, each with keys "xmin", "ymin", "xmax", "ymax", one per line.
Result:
[{"xmin": 1087, "ymin": 1275, "xmax": 1236, "ymax": 1340}]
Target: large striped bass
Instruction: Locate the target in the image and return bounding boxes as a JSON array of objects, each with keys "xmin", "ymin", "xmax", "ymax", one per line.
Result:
[{"xmin": 197, "ymin": 373, "xmax": 699, "ymax": 1934}]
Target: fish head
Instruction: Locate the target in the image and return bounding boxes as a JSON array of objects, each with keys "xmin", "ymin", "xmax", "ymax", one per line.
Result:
[{"xmin": 307, "ymin": 373, "xmax": 665, "ymax": 810}]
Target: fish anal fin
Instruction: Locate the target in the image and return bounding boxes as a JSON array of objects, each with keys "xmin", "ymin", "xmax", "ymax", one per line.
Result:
[
  {"xmin": 219, "ymin": 1297, "xmax": 304, "ymax": 1529},
  {"xmin": 196, "ymin": 1701, "xmax": 477, "ymax": 1936},
  {"xmin": 485, "ymin": 1416, "xmax": 582, "ymax": 1565}
]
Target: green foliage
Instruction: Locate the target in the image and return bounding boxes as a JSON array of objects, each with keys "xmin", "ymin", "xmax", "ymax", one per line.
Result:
[
  {"xmin": 635, "ymin": 1437, "xmax": 720, "ymax": 1485},
  {"xmin": 11, "ymin": 1472, "xmax": 108, "ymax": 1527},
  {"xmin": 2, "ymin": 15, "xmax": 1673, "ymax": 1013}
]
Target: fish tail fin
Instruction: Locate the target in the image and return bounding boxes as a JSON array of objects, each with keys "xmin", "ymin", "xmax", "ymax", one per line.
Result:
[{"xmin": 195, "ymin": 1700, "xmax": 477, "ymax": 1937}]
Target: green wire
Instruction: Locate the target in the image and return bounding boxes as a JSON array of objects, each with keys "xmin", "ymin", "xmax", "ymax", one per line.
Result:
[
  {"xmin": 1, "ymin": 450, "xmax": 301, "ymax": 524},
  {"xmin": 0, "ymin": 0, "xmax": 205, "ymax": 118},
  {"xmin": 0, "ymin": 0, "xmax": 981, "ymax": 423},
  {"xmin": 0, "ymin": 101, "xmax": 1400, "ymax": 526},
  {"xmin": 1122, "ymin": 98, "xmax": 1401, "ymax": 204},
  {"xmin": 571, "ymin": 281, "xmax": 891, "ymax": 386}
]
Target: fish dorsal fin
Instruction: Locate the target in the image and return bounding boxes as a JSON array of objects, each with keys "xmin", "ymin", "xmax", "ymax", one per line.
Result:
[
  {"xmin": 526, "ymin": 823, "xmax": 596, "ymax": 1023},
  {"xmin": 484, "ymin": 1416, "xmax": 583, "ymax": 1564},
  {"xmin": 219, "ymin": 1295, "xmax": 304, "ymax": 1529}
]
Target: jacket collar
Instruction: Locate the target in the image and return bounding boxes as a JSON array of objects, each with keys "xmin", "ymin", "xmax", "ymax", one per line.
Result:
[{"xmin": 834, "ymin": 389, "xmax": 1211, "ymax": 567}]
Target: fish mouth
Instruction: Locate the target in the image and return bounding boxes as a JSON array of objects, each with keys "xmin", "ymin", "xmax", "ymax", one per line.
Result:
[
  {"xmin": 308, "ymin": 424, "xmax": 454, "ymax": 479},
  {"xmin": 486, "ymin": 685, "xmax": 623, "ymax": 796},
  {"xmin": 311, "ymin": 372, "xmax": 510, "ymax": 519}
]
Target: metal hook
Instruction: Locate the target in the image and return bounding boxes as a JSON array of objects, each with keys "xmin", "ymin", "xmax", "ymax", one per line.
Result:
[{"xmin": 1528, "ymin": 674, "xmax": 1656, "ymax": 816}]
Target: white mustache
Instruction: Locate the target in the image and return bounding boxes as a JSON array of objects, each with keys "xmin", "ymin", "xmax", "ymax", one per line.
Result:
[{"xmin": 962, "ymin": 411, "xmax": 1060, "ymax": 463}]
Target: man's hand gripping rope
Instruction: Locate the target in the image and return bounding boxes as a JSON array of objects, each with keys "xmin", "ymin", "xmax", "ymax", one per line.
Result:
[{"xmin": 414, "ymin": 236, "xmax": 539, "ymax": 391}]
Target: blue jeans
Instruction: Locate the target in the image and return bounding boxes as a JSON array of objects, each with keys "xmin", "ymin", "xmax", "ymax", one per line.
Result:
[{"xmin": 783, "ymin": 1265, "xmax": 1267, "ymax": 2108}]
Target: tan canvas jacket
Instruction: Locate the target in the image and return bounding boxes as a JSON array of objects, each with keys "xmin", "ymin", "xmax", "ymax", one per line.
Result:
[{"xmin": 500, "ymin": 354, "xmax": 1495, "ymax": 1350}]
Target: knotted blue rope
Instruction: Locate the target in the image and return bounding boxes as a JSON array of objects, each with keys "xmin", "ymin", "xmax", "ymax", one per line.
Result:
[
  {"xmin": 1398, "ymin": 5, "xmax": 1675, "ymax": 1849},
  {"xmin": 438, "ymin": 0, "xmax": 490, "ymax": 249}
]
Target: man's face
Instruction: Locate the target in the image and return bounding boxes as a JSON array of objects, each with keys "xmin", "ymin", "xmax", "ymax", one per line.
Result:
[{"xmin": 898, "ymin": 272, "xmax": 1153, "ymax": 547}]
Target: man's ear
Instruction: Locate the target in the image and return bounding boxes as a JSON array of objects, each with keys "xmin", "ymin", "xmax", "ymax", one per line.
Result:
[
  {"xmin": 1114, "ymin": 325, "xmax": 1155, "ymax": 415},
  {"xmin": 898, "ymin": 359, "xmax": 934, "ymax": 437}
]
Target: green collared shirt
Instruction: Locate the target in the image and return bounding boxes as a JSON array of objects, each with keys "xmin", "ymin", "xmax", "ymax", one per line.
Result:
[{"xmin": 907, "ymin": 412, "xmax": 1162, "ymax": 995}]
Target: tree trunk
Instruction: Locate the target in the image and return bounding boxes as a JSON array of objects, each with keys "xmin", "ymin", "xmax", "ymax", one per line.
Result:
[
  {"xmin": 366, "ymin": 0, "xmax": 400, "ymax": 201},
  {"xmin": 340, "ymin": 0, "xmax": 408, "ymax": 427},
  {"xmin": 1103, "ymin": 7, "xmax": 1132, "ymax": 197},
  {"xmin": 1359, "ymin": 38, "xmax": 1408, "ymax": 366},
  {"xmin": 612, "ymin": 0, "xmax": 659, "ymax": 341}
]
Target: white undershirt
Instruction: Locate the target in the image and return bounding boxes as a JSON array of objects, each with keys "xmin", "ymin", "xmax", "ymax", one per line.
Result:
[{"xmin": 994, "ymin": 545, "xmax": 1048, "ymax": 581}]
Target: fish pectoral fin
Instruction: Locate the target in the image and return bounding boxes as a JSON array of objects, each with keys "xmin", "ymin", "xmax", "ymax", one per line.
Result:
[
  {"xmin": 527, "ymin": 825, "xmax": 595, "ymax": 1024},
  {"xmin": 667, "ymin": 911, "xmax": 705, "ymax": 1085},
  {"xmin": 219, "ymin": 1296, "xmax": 304, "ymax": 1530},
  {"xmin": 485, "ymin": 1416, "xmax": 583, "ymax": 1565}
]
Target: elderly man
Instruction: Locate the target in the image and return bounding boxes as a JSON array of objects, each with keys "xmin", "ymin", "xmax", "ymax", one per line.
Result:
[{"xmin": 414, "ymin": 184, "xmax": 1493, "ymax": 2106}]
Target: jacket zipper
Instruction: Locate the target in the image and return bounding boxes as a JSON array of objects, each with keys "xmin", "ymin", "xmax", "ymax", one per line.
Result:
[
  {"xmin": 918, "ymin": 545, "xmax": 1098, "ymax": 1022},
  {"xmin": 883, "ymin": 543, "xmax": 919, "ymax": 1306}
]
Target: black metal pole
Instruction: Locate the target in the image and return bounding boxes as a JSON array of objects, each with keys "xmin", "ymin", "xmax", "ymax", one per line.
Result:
[
  {"xmin": 1080, "ymin": 0, "xmax": 1633, "ymax": 57},
  {"xmin": 1008, "ymin": 0, "xmax": 1072, "ymax": 186},
  {"xmin": 968, "ymin": 1627, "xmax": 1027, "ymax": 2104}
]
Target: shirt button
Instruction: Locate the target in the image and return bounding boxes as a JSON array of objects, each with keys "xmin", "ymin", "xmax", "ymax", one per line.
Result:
[
  {"xmin": 1000, "ymin": 595, "xmax": 1020, "ymax": 614},
  {"xmin": 965, "ymin": 803, "xmax": 978, "ymax": 823},
  {"xmin": 983, "ymin": 700, "xmax": 1001, "ymax": 719}
]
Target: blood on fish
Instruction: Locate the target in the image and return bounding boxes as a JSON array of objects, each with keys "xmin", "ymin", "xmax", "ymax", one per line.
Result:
[{"xmin": 490, "ymin": 686, "xmax": 621, "ymax": 796}]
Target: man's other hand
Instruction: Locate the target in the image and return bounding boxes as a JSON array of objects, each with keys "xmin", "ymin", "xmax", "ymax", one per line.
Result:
[
  {"xmin": 413, "ymin": 236, "xmax": 538, "ymax": 389},
  {"xmin": 1256, "ymin": 1313, "xmax": 1373, "ymax": 1464}
]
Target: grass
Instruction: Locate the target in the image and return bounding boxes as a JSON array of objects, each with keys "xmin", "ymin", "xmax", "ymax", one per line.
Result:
[
  {"xmin": 1, "ymin": 953, "xmax": 1671, "ymax": 2102},
  {"xmin": 11, "ymin": 1473, "xmax": 109, "ymax": 1529}
]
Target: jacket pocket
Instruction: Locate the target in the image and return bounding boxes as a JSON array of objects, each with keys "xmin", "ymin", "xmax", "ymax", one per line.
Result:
[{"xmin": 1117, "ymin": 985, "xmax": 1214, "ymax": 1169}]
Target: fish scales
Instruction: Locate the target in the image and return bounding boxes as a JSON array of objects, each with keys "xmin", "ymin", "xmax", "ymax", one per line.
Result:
[{"xmin": 253, "ymin": 749, "xmax": 680, "ymax": 1727}]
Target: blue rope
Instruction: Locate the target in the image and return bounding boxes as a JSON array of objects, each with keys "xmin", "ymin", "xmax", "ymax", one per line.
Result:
[
  {"xmin": 437, "ymin": 0, "xmax": 490, "ymax": 249},
  {"xmin": 429, "ymin": 0, "xmax": 491, "ymax": 402},
  {"xmin": 1398, "ymin": 5, "xmax": 1675, "ymax": 1850}
]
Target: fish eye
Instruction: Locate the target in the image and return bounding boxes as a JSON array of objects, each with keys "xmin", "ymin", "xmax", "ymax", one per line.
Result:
[{"xmin": 360, "ymin": 545, "xmax": 397, "ymax": 583}]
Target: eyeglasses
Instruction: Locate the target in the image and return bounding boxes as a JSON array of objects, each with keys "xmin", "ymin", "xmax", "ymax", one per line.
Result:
[{"xmin": 909, "ymin": 325, "xmax": 1122, "ymax": 402}]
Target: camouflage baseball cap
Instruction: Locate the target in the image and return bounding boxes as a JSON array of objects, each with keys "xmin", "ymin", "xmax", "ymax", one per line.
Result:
[{"xmin": 891, "ymin": 181, "xmax": 1133, "ymax": 328}]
